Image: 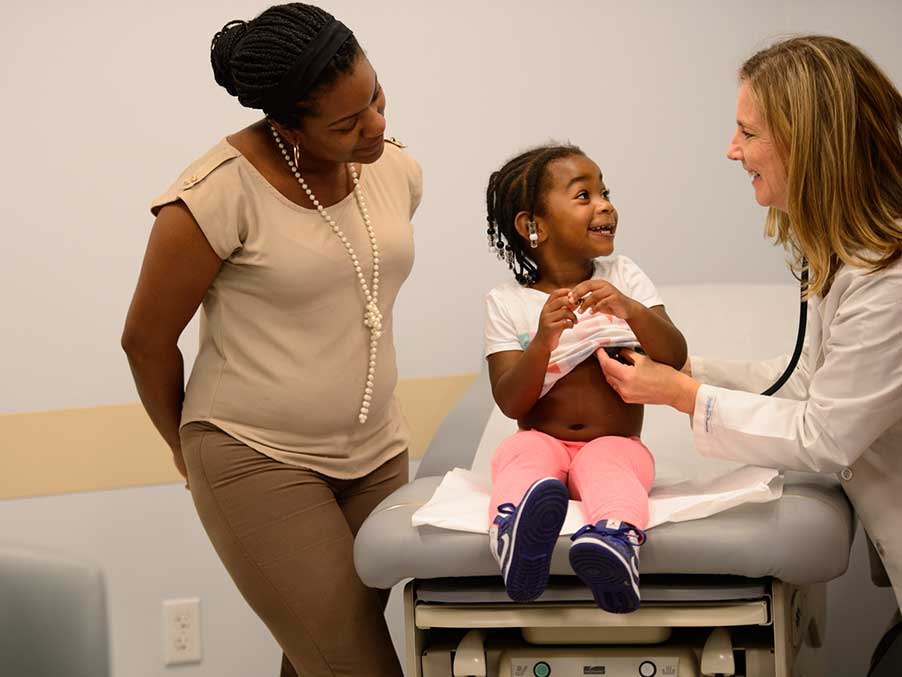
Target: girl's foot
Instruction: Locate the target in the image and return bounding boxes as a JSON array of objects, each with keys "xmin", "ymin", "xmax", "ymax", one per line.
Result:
[
  {"xmin": 569, "ymin": 519, "xmax": 645, "ymax": 613},
  {"xmin": 489, "ymin": 478, "xmax": 569, "ymax": 602}
]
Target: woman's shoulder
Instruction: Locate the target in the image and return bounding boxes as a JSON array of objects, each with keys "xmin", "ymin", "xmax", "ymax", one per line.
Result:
[
  {"xmin": 151, "ymin": 139, "xmax": 243, "ymax": 215},
  {"xmin": 830, "ymin": 253, "xmax": 902, "ymax": 301},
  {"xmin": 372, "ymin": 138, "xmax": 420, "ymax": 178},
  {"xmin": 174, "ymin": 139, "xmax": 242, "ymax": 188},
  {"xmin": 835, "ymin": 251, "xmax": 902, "ymax": 281},
  {"xmin": 368, "ymin": 138, "xmax": 423, "ymax": 215}
]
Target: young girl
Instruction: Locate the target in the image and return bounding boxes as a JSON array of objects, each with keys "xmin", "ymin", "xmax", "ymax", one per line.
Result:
[{"xmin": 483, "ymin": 144, "xmax": 687, "ymax": 613}]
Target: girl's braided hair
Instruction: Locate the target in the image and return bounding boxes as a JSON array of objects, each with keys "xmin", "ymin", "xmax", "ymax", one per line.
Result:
[{"xmin": 485, "ymin": 144, "xmax": 585, "ymax": 285}]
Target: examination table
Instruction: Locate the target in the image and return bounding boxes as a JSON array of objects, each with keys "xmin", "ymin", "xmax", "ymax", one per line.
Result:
[{"xmin": 355, "ymin": 285, "xmax": 854, "ymax": 677}]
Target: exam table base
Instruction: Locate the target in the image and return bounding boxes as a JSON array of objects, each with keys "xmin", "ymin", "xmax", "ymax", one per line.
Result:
[{"xmin": 404, "ymin": 579, "xmax": 826, "ymax": 677}]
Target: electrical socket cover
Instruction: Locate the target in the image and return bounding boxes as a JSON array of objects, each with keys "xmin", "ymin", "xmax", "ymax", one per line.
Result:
[{"xmin": 163, "ymin": 597, "xmax": 202, "ymax": 665}]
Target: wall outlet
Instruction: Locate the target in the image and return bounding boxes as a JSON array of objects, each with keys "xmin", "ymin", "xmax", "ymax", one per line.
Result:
[{"xmin": 162, "ymin": 597, "xmax": 202, "ymax": 666}]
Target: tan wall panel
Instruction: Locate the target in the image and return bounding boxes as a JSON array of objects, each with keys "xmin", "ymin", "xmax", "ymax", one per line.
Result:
[
  {"xmin": 395, "ymin": 372, "xmax": 477, "ymax": 464},
  {"xmin": 0, "ymin": 372, "xmax": 477, "ymax": 500}
]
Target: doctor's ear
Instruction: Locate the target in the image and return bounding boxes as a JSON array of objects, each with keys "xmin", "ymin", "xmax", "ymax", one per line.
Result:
[{"xmin": 514, "ymin": 211, "xmax": 545, "ymax": 248}]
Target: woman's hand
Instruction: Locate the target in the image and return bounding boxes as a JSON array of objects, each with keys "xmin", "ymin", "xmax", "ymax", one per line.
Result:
[
  {"xmin": 680, "ymin": 356, "xmax": 692, "ymax": 376},
  {"xmin": 533, "ymin": 289, "xmax": 578, "ymax": 353},
  {"xmin": 569, "ymin": 280, "xmax": 638, "ymax": 320},
  {"xmin": 172, "ymin": 446, "xmax": 190, "ymax": 490},
  {"xmin": 596, "ymin": 348, "xmax": 700, "ymax": 415}
]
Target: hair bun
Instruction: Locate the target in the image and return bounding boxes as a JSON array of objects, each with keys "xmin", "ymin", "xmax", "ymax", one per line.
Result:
[{"xmin": 210, "ymin": 19, "xmax": 249, "ymax": 97}]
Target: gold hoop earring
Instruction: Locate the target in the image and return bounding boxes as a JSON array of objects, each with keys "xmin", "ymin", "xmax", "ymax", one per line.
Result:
[{"xmin": 293, "ymin": 144, "xmax": 300, "ymax": 169}]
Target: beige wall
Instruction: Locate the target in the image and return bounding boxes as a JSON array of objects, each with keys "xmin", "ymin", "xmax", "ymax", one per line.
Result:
[{"xmin": 0, "ymin": 373, "xmax": 476, "ymax": 500}]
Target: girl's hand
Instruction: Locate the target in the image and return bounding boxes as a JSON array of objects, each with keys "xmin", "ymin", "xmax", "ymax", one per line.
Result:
[
  {"xmin": 596, "ymin": 348, "xmax": 700, "ymax": 415},
  {"xmin": 533, "ymin": 289, "xmax": 578, "ymax": 353},
  {"xmin": 568, "ymin": 280, "xmax": 639, "ymax": 320}
]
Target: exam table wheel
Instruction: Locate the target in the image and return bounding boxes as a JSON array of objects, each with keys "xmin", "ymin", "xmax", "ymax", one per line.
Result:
[
  {"xmin": 452, "ymin": 629, "xmax": 487, "ymax": 677},
  {"xmin": 701, "ymin": 627, "xmax": 736, "ymax": 676}
]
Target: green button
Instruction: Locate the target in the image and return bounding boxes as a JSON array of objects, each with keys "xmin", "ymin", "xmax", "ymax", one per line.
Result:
[{"xmin": 534, "ymin": 661, "xmax": 551, "ymax": 677}]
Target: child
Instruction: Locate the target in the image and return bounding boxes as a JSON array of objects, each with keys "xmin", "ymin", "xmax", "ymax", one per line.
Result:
[{"xmin": 483, "ymin": 144, "xmax": 687, "ymax": 613}]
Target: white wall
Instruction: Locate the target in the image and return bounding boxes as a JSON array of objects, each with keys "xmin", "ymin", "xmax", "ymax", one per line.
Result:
[
  {"xmin": 1, "ymin": 1, "xmax": 900, "ymax": 676},
  {"xmin": 3, "ymin": 0, "xmax": 901, "ymax": 411}
]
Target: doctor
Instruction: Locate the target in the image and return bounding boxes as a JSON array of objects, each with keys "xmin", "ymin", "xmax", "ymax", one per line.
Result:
[{"xmin": 597, "ymin": 33, "xmax": 902, "ymax": 617}]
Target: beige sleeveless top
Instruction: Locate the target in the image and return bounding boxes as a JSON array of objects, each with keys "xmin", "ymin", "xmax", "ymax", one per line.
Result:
[{"xmin": 151, "ymin": 139, "xmax": 422, "ymax": 478}]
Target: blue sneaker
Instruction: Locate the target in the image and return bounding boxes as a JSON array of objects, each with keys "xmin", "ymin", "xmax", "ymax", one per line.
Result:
[
  {"xmin": 568, "ymin": 519, "xmax": 646, "ymax": 613},
  {"xmin": 489, "ymin": 477, "xmax": 569, "ymax": 602}
]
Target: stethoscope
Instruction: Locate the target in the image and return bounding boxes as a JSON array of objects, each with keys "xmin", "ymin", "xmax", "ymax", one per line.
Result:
[
  {"xmin": 761, "ymin": 264, "xmax": 809, "ymax": 396},
  {"xmin": 605, "ymin": 263, "xmax": 809, "ymax": 392}
]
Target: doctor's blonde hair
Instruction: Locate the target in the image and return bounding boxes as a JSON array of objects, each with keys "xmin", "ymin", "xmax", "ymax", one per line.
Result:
[{"xmin": 740, "ymin": 35, "xmax": 902, "ymax": 296}]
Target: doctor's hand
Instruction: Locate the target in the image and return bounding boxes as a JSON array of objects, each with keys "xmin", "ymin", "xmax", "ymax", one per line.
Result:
[{"xmin": 596, "ymin": 348, "xmax": 700, "ymax": 415}]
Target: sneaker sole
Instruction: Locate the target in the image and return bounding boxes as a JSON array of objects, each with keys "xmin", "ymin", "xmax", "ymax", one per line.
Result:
[
  {"xmin": 504, "ymin": 478, "xmax": 569, "ymax": 603},
  {"xmin": 569, "ymin": 539, "xmax": 640, "ymax": 613}
]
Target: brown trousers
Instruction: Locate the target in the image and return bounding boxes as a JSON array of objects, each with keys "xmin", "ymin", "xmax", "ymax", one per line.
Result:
[{"xmin": 180, "ymin": 422, "xmax": 407, "ymax": 677}]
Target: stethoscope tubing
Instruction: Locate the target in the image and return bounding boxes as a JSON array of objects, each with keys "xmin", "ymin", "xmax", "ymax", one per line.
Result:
[{"xmin": 761, "ymin": 265, "xmax": 809, "ymax": 396}]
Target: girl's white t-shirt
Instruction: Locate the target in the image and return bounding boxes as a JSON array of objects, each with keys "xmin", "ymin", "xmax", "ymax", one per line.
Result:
[{"xmin": 484, "ymin": 255, "xmax": 664, "ymax": 396}]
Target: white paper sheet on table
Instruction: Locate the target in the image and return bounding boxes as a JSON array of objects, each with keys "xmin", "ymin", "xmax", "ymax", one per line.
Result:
[{"xmin": 412, "ymin": 404, "xmax": 784, "ymax": 534}]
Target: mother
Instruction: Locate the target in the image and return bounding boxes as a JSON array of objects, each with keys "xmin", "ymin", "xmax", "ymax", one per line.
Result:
[
  {"xmin": 598, "ymin": 35, "xmax": 902, "ymax": 614},
  {"xmin": 121, "ymin": 3, "xmax": 420, "ymax": 675}
]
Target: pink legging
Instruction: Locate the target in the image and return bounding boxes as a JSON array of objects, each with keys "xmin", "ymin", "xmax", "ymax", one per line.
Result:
[{"xmin": 489, "ymin": 429, "xmax": 655, "ymax": 529}]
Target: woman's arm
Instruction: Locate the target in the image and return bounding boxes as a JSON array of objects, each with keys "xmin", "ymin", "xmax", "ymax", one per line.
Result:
[
  {"xmin": 598, "ymin": 266, "xmax": 902, "ymax": 473},
  {"xmin": 121, "ymin": 202, "xmax": 222, "ymax": 476},
  {"xmin": 691, "ymin": 349, "xmax": 810, "ymax": 399},
  {"xmin": 690, "ymin": 302, "xmax": 812, "ymax": 399},
  {"xmin": 598, "ymin": 349, "xmax": 700, "ymax": 415}
]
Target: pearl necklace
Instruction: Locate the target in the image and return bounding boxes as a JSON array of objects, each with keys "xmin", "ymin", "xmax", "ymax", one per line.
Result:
[{"xmin": 270, "ymin": 124, "xmax": 382, "ymax": 424}]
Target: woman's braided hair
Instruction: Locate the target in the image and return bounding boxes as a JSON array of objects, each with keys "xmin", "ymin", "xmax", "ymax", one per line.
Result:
[
  {"xmin": 210, "ymin": 3, "xmax": 361, "ymax": 128},
  {"xmin": 485, "ymin": 144, "xmax": 585, "ymax": 285}
]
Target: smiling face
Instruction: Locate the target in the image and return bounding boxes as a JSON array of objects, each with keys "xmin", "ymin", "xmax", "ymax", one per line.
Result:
[
  {"xmin": 535, "ymin": 154, "xmax": 619, "ymax": 259},
  {"xmin": 292, "ymin": 54, "xmax": 387, "ymax": 166},
  {"xmin": 727, "ymin": 81, "xmax": 788, "ymax": 212}
]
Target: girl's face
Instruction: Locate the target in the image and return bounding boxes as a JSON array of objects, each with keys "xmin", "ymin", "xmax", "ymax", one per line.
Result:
[
  {"xmin": 727, "ymin": 81, "xmax": 788, "ymax": 212},
  {"xmin": 293, "ymin": 55, "xmax": 387, "ymax": 166},
  {"xmin": 537, "ymin": 154, "xmax": 618, "ymax": 259}
]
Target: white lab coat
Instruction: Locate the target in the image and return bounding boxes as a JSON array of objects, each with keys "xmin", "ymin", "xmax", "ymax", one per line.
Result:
[{"xmin": 691, "ymin": 256, "xmax": 902, "ymax": 609}]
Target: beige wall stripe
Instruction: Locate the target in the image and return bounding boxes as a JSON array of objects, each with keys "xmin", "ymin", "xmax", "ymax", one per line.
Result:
[{"xmin": 0, "ymin": 372, "xmax": 478, "ymax": 500}]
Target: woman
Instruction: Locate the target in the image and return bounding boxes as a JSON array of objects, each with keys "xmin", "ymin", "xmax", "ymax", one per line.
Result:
[
  {"xmin": 597, "ymin": 34, "xmax": 902, "ymax": 616},
  {"xmin": 121, "ymin": 4, "xmax": 421, "ymax": 675}
]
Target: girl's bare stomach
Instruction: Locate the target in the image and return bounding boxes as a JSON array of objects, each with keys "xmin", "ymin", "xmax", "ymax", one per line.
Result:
[{"xmin": 518, "ymin": 356, "xmax": 643, "ymax": 441}]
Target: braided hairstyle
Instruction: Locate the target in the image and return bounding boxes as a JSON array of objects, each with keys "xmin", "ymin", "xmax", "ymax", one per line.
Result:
[
  {"xmin": 210, "ymin": 3, "xmax": 361, "ymax": 128},
  {"xmin": 485, "ymin": 144, "xmax": 585, "ymax": 285}
]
